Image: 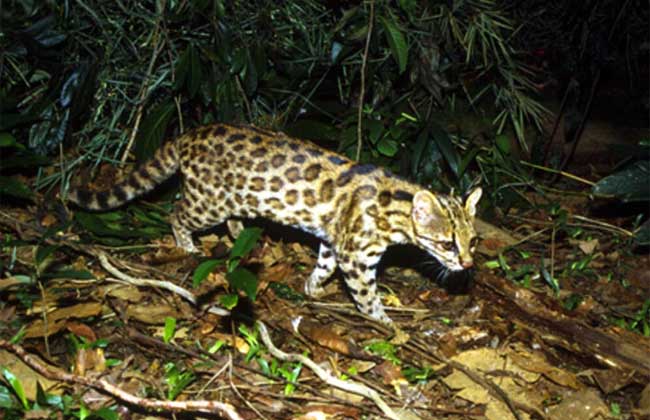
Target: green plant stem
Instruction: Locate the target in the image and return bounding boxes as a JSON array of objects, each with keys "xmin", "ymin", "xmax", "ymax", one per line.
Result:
[{"xmin": 356, "ymin": 0, "xmax": 374, "ymax": 161}]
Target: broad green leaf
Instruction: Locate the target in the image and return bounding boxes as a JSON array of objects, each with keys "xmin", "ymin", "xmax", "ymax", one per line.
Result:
[
  {"xmin": 219, "ymin": 293, "xmax": 239, "ymax": 310},
  {"xmin": 2, "ymin": 368, "xmax": 28, "ymax": 410},
  {"xmin": 74, "ymin": 212, "xmax": 162, "ymax": 243},
  {"xmin": 230, "ymin": 48, "xmax": 247, "ymax": 75},
  {"xmin": 429, "ymin": 123, "xmax": 460, "ymax": 177},
  {"xmin": 592, "ymin": 160, "xmax": 650, "ymax": 202},
  {"xmin": 242, "ymin": 50, "xmax": 258, "ymax": 96},
  {"xmin": 0, "ymin": 176, "xmax": 33, "ymax": 199},
  {"xmin": 90, "ymin": 407, "xmax": 119, "ymax": 420},
  {"xmin": 0, "ymin": 152, "xmax": 49, "ymax": 170},
  {"xmin": 0, "ymin": 132, "xmax": 23, "ymax": 149},
  {"xmin": 188, "ymin": 44, "xmax": 203, "ymax": 97},
  {"xmin": 377, "ymin": 137, "xmax": 398, "ymax": 157},
  {"xmin": 192, "ymin": 259, "xmax": 224, "ymax": 288},
  {"xmin": 366, "ymin": 120, "xmax": 383, "ymax": 144},
  {"xmin": 163, "ymin": 317, "xmax": 176, "ymax": 343},
  {"xmin": 134, "ymin": 101, "xmax": 175, "ymax": 162},
  {"xmin": 380, "ymin": 16, "xmax": 408, "ymax": 74},
  {"xmin": 398, "ymin": 0, "xmax": 417, "ymax": 14},
  {"xmin": 174, "ymin": 47, "xmax": 190, "ymax": 91},
  {"xmin": 495, "ymin": 134, "xmax": 511, "ymax": 155},
  {"xmin": 79, "ymin": 404, "xmax": 90, "ymax": 420},
  {"xmin": 0, "ymin": 384, "xmax": 14, "ymax": 408},
  {"xmin": 35, "ymin": 244, "xmax": 59, "ymax": 266},
  {"xmin": 230, "ymin": 227, "xmax": 263, "ymax": 259},
  {"xmin": 458, "ymin": 147, "xmax": 480, "ymax": 177},
  {"xmin": 226, "ymin": 267, "xmax": 258, "ymax": 301}
]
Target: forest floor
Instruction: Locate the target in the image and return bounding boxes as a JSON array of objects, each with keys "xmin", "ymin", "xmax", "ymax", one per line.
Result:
[{"xmin": 1, "ymin": 114, "xmax": 649, "ymax": 420}]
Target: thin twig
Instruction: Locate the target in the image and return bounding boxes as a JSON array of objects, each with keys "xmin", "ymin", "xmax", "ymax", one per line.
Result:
[
  {"xmin": 257, "ymin": 322, "xmax": 407, "ymax": 420},
  {"xmin": 120, "ymin": 13, "xmax": 166, "ymax": 163},
  {"xmin": 355, "ymin": 0, "xmax": 375, "ymax": 161},
  {"xmin": 99, "ymin": 253, "xmax": 196, "ymax": 304},
  {"xmin": 519, "ymin": 161, "xmax": 595, "ymax": 186},
  {"xmin": 98, "ymin": 253, "xmax": 230, "ymax": 316},
  {"xmin": 0, "ymin": 340, "xmax": 243, "ymax": 419},
  {"xmin": 507, "ymin": 214, "xmax": 634, "ymax": 237}
]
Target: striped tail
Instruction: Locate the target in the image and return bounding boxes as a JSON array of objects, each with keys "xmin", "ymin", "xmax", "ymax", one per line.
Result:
[{"xmin": 68, "ymin": 141, "xmax": 179, "ymax": 210}]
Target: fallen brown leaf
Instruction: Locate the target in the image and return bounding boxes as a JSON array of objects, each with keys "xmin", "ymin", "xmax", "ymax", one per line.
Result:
[{"xmin": 66, "ymin": 322, "xmax": 97, "ymax": 342}]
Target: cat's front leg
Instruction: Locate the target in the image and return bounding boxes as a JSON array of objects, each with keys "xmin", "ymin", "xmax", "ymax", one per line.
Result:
[{"xmin": 338, "ymin": 249, "xmax": 390, "ymax": 324}]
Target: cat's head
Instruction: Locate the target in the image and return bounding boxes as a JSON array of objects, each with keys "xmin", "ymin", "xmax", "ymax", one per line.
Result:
[{"xmin": 411, "ymin": 187, "xmax": 482, "ymax": 271}]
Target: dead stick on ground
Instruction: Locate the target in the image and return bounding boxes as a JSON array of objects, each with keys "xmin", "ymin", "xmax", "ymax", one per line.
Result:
[
  {"xmin": 98, "ymin": 252, "xmax": 230, "ymax": 316},
  {"xmin": 0, "ymin": 340, "xmax": 243, "ymax": 419},
  {"xmin": 99, "ymin": 253, "xmax": 197, "ymax": 304},
  {"xmin": 257, "ymin": 322, "xmax": 409, "ymax": 420}
]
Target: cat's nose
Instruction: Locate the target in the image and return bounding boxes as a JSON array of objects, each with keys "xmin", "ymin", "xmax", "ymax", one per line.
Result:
[{"xmin": 461, "ymin": 260, "xmax": 473, "ymax": 269}]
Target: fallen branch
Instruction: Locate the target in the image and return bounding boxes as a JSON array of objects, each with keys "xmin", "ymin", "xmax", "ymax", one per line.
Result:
[
  {"xmin": 0, "ymin": 340, "xmax": 243, "ymax": 419},
  {"xmin": 256, "ymin": 322, "xmax": 409, "ymax": 420},
  {"xmin": 475, "ymin": 271, "xmax": 650, "ymax": 377}
]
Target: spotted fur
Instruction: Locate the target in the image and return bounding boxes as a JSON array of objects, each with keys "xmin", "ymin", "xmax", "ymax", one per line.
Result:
[{"xmin": 69, "ymin": 123, "xmax": 482, "ymax": 324}]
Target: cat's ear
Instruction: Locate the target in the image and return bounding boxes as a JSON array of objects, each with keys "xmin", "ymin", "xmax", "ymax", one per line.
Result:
[
  {"xmin": 464, "ymin": 187, "xmax": 482, "ymax": 218},
  {"xmin": 412, "ymin": 190, "xmax": 446, "ymax": 225}
]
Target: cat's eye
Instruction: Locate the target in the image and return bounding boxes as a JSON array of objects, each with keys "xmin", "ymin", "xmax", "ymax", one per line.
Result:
[{"xmin": 441, "ymin": 241, "xmax": 455, "ymax": 251}]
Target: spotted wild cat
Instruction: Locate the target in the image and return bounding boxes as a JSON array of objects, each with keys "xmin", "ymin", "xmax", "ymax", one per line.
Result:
[{"xmin": 68, "ymin": 124, "xmax": 482, "ymax": 323}]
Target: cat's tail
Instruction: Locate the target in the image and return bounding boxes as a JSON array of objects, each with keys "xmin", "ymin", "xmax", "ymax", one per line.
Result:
[{"xmin": 68, "ymin": 141, "xmax": 179, "ymax": 210}]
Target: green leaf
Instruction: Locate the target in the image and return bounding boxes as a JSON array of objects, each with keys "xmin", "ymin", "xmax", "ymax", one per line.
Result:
[
  {"xmin": 218, "ymin": 293, "xmax": 239, "ymax": 310},
  {"xmin": 192, "ymin": 259, "xmax": 224, "ymax": 288},
  {"xmin": 0, "ymin": 152, "xmax": 49, "ymax": 171},
  {"xmin": 75, "ymin": 212, "xmax": 158, "ymax": 239},
  {"xmin": 0, "ymin": 132, "xmax": 23, "ymax": 149},
  {"xmin": 0, "ymin": 176, "xmax": 33, "ymax": 199},
  {"xmin": 163, "ymin": 317, "xmax": 176, "ymax": 343},
  {"xmin": 79, "ymin": 403, "xmax": 90, "ymax": 420},
  {"xmin": 429, "ymin": 123, "xmax": 460, "ymax": 177},
  {"xmin": 134, "ymin": 101, "xmax": 175, "ymax": 163},
  {"xmin": 380, "ymin": 16, "xmax": 408, "ymax": 74},
  {"xmin": 174, "ymin": 47, "xmax": 190, "ymax": 91},
  {"xmin": 269, "ymin": 282, "xmax": 304, "ymax": 302},
  {"xmin": 242, "ymin": 49, "xmax": 258, "ymax": 96},
  {"xmin": 495, "ymin": 134, "xmax": 511, "ymax": 155},
  {"xmin": 35, "ymin": 244, "xmax": 59, "ymax": 266},
  {"xmin": 230, "ymin": 227, "xmax": 263, "ymax": 259},
  {"xmin": 540, "ymin": 263, "xmax": 560, "ymax": 294},
  {"xmin": 592, "ymin": 160, "xmax": 650, "ymax": 202},
  {"xmin": 366, "ymin": 120, "xmax": 383, "ymax": 144},
  {"xmin": 2, "ymin": 368, "xmax": 28, "ymax": 410},
  {"xmin": 458, "ymin": 147, "xmax": 480, "ymax": 177},
  {"xmin": 0, "ymin": 384, "xmax": 14, "ymax": 408},
  {"xmin": 398, "ymin": 0, "xmax": 417, "ymax": 15},
  {"xmin": 226, "ymin": 267, "xmax": 258, "ymax": 301},
  {"xmin": 230, "ymin": 48, "xmax": 247, "ymax": 75},
  {"xmin": 188, "ymin": 44, "xmax": 203, "ymax": 97},
  {"xmin": 377, "ymin": 137, "xmax": 399, "ymax": 157},
  {"xmin": 635, "ymin": 219, "xmax": 650, "ymax": 246},
  {"xmin": 91, "ymin": 407, "xmax": 119, "ymax": 420}
]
